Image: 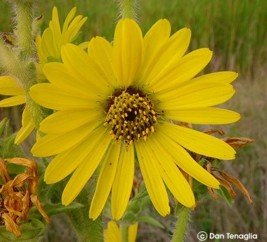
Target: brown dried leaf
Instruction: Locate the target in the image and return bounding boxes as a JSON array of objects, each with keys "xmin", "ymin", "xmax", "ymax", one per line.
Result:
[
  {"xmin": 5, "ymin": 158, "xmax": 37, "ymax": 171},
  {"xmin": 215, "ymin": 176, "xmax": 236, "ymax": 198},
  {"xmin": 0, "ymin": 157, "xmax": 50, "ymax": 237},
  {"xmin": 224, "ymin": 137, "xmax": 253, "ymax": 149},
  {"xmin": 219, "ymin": 170, "xmax": 253, "ymax": 203},
  {"xmin": 204, "ymin": 128, "xmax": 225, "ymax": 136},
  {"xmin": 2, "ymin": 213, "xmax": 21, "ymax": 237},
  {"xmin": 208, "ymin": 187, "xmax": 218, "ymax": 199},
  {"xmin": 11, "ymin": 174, "xmax": 31, "ymax": 188},
  {"xmin": 31, "ymin": 195, "xmax": 50, "ymax": 223},
  {"xmin": 0, "ymin": 159, "xmax": 10, "ymax": 182}
]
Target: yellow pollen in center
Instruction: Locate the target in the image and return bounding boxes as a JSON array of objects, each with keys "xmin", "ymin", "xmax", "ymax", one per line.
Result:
[{"xmin": 104, "ymin": 89, "xmax": 158, "ymax": 144}]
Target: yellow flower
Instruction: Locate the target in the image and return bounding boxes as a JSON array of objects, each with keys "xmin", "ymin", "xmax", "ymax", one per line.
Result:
[
  {"xmin": 104, "ymin": 221, "xmax": 138, "ymax": 242},
  {"xmin": 30, "ymin": 19, "xmax": 240, "ymax": 220},
  {"xmin": 36, "ymin": 6, "xmax": 87, "ymax": 80},
  {"xmin": 0, "ymin": 7, "xmax": 87, "ymax": 144}
]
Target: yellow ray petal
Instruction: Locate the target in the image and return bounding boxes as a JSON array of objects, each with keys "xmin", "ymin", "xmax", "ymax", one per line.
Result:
[
  {"xmin": 44, "ymin": 127, "xmax": 108, "ymax": 184},
  {"xmin": 42, "ymin": 28, "xmax": 59, "ymax": 59},
  {"xmin": 30, "ymin": 83, "xmax": 98, "ymax": 110},
  {"xmin": 142, "ymin": 27, "xmax": 191, "ymax": 86},
  {"xmin": 159, "ymin": 82, "xmax": 235, "ymax": 110},
  {"xmin": 104, "ymin": 221, "xmax": 121, "ymax": 242},
  {"xmin": 148, "ymin": 138, "xmax": 195, "ymax": 207},
  {"xmin": 0, "ymin": 95, "xmax": 25, "ymax": 107},
  {"xmin": 40, "ymin": 109, "xmax": 101, "ymax": 134},
  {"xmin": 62, "ymin": 132, "xmax": 111, "ymax": 205},
  {"xmin": 135, "ymin": 142, "xmax": 170, "ymax": 216},
  {"xmin": 43, "ymin": 63, "xmax": 99, "ymax": 97},
  {"xmin": 88, "ymin": 37, "xmax": 117, "ymax": 86},
  {"xmin": 137, "ymin": 19, "xmax": 171, "ymax": 85},
  {"xmin": 31, "ymin": 121, "xmax": 101, "ymax": 157},
  {"xmin": 64, "ymin": 15, "xmax": 87, "ymax": 43},
  {"xmin": 155, "ymin": 129, "xmax": 220, "ymax": 188},
  {"xmin": 150, "ymin": 48, "xmax": 212, "ymax": 92},
  {"xmin": 112, "ymin": 144, "xmax": 134, "ymax": 220},
  {"xmin": 162, "ymin": 122, "xmax": 236, "ymax": 160},
  {"xmin": 113, "ymin": 18, "xmax": 143, "ymax": 86},
  {"xmin": 165, "ymin": 107, "xmax": 240, "ymax": 124},
  {"xmin": 0, "ymin": 76, "xmax": 23, "ymax": 96},
  {"xmin": 61, "ymin": 44, "xmax": 111, "ymax": 94},
  {"xmin": 62, "ymin": 7, "xmax": 77, "ymax": 33},
  {"xmin": 79, "ymin": 41, "xmax": 89, "ymax": 50},
  {"xmin": 49, "ymin": 8, "xmax": 62, "ymax": 56},
  {"xmin": 144, "ymin": 19, "xmax": 171, "ymax": 53},
  {"xmin": 90, "ymin": 143, "xmax": 120, "ymax": 220},
  {"xmin": 36, "ymin": 35, "xmax": 47, "ymax": 64},
  {"xmin": 156, "ymin": 73, "xmax": 235, "ymax": 101},
  {"xmin": 15, "ymin": 107, "xmax": 35, "ymax": 144},
  {"xmin": 128, "ymin": 223, "xmax": 138, "ymax": 242},
  {"xmin": 191, "ymin": 71, "xmax": 238, "ymax": 84}
]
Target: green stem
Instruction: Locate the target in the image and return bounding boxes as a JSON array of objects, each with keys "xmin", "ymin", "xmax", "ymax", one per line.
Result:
[
  {"xmin": 3, "ymin": 0, "xmax": 47, "ymax": 129},
  {"xmin": 0, "ymin": 40, "xmax": 46, "ymax": 128},
  {"xmin": 0, "ymin": 38, "xmax": 19, "ymax": 71},
  {"xmin": 13, "ymin": 0, "xmax": 35, "ymax": 58},
  {"xmin": 119, "ymin": 0, "xmax": 137, "ymax": 19},
  {"xmin": 171, "ymin": 206, "xmax": 191, "ymax": 242}
]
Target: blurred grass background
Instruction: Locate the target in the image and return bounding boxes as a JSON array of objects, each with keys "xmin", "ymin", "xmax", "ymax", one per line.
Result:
[{"xmin": 0, "ymin": 0, "xmax": 266, "ymax": 241}]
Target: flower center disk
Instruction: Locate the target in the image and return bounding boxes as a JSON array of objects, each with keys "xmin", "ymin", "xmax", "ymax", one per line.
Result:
[{"xmin": 105, "ymin": 87, "xmax": 158, "ymax": 144}]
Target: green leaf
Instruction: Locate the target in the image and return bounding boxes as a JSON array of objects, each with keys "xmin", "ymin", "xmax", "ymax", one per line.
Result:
[
  {"xmin": 137, "ymin": 215, "xmax": 165, "ymax": 229},
  {"xmin": 44, "ymin": 202, "xmax": 85, "ymax": 216}
]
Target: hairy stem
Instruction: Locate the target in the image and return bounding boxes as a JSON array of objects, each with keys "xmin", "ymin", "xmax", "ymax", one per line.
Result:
[
  {"xmin": 171, "ymin": 206, "xmax": 191, "ymax": 242},
  {"xmin": 119, "ymin": 0, "xmax": 137, "ymax": 19},
  {"xmin": 13, "ymin": 0, "xmax": 35, "ymax": 58}
]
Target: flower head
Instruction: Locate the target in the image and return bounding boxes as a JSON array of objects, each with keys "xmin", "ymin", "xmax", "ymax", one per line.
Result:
[
  {"xmin": 30, "ymin": 19, "xmax": 240, "ymax": 220},
  {"xmin": 0, "ymin": 7, "xmax": 87, "ymax": 144},
  {"xmin": 36, "ymin": 6, "xmax": 87, "ymax": 79},
  {"xmin": 36, "ymin": 6, "xmax": 87, "ymax": 61}
]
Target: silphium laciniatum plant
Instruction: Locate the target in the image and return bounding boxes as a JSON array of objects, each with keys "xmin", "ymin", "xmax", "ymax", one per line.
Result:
[{"xmin": 0, "ymin": 0, "xmax": 253, "ymax": 241}]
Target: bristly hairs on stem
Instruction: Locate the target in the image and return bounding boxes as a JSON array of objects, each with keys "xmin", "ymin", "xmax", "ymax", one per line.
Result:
[
  {"xmin": 2, "ymin": 0, "xmax": 47, "ymax": 129},
  {"xmin": 116, "ymin": 0, "xmax": 139, "ymax": 21},
  {"xmin": 171, "ymin": 206, "xmax": 192, "ymax": 242}
]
